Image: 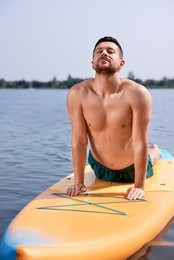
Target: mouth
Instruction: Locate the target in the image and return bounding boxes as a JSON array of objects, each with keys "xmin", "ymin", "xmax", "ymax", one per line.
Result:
[{"xmin": 98, "ymin": 57, "xmax": 110, "ymax": 63}]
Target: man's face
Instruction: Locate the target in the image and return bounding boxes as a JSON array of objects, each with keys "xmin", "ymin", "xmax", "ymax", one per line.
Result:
[{"xmin": 92, "ymin": 41, "xmax": 124, "ymax": 75}]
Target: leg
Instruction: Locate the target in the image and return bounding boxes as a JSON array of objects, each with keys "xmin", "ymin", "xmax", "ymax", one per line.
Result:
[{"xmin": 148, "ymin": 144, "xmax": 161, "ymax": 165}]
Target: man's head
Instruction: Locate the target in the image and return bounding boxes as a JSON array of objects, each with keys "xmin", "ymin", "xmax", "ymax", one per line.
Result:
[
  {"xmin": 92, "ymin": 36, "xmax": 125, "ymax": 75},
  {"xmin": 93, "ymin": 36, "xmax": 123, "ymax": 58}
]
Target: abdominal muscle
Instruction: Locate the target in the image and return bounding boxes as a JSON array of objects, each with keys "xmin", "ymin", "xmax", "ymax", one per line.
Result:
[{"xmin": 88, "ymin": 129, "xmax": 134, "ymax": 170}]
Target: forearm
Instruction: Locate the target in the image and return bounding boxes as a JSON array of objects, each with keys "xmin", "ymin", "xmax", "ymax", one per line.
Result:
[
  {"xmin": 134, "ymin": 144, "xmax": 148, "ymax": 189},
  {"xmin": 72, "ymin": 142, "xmax": 87, "ymax": 184}
]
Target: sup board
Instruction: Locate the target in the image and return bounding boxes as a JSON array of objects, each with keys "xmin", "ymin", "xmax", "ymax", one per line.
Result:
[{"xmin": 0, "ymin": 149, "xmax": 174, "ymax": 260}]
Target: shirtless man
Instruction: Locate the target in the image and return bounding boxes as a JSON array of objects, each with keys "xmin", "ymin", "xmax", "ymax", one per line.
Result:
[{"xmin": 66, "ymin": 36, "xmax": 161, "ymax": 200}]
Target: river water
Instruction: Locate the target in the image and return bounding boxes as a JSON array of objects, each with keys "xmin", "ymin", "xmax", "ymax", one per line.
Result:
[{"xmin": 0, "ymin": 88, "xmax": 174, "ymax": 259}]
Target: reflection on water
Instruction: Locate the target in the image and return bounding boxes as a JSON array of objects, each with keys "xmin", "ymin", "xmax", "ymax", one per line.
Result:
[
  {"xmin": 129, "ymin": 216, "xmax": 174, "ymax": 259},
  {"xmin": 0, "ymin": 89, "xmax": 174, "ymax": 259}
]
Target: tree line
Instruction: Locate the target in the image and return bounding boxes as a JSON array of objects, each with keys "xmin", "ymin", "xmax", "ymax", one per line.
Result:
[{"xmin": 0, "ymin": 73, "xmax": 174, "ymax": 89}]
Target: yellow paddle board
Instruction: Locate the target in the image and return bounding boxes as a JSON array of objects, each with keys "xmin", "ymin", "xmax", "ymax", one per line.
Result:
[{"xmin": 0, "ymin": 149, "xmax": 174, "ymax": 260}]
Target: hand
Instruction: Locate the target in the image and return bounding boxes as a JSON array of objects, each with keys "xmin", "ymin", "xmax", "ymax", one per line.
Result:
[
  {"xmin": 66, "ymin": 183, "xmax": 86, "ymax": 196},
  {"xmin": 126, "ymin": 187, "xmax": 145, "ymax": 200}
]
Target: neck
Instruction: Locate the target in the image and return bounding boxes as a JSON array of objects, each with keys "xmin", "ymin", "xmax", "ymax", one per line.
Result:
[{"xmin": 94, "ymin": 73, "xmax": 121, "ymax": 96}]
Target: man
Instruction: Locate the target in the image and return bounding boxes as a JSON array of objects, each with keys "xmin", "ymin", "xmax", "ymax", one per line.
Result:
[{"xmin": 66, "ymin": 36, "xmax": 161, "ymax": 200}]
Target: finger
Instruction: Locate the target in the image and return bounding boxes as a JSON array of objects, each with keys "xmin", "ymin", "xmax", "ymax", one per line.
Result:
[
  {"xmin": 127, "ymin": 190, "xmax": 138, "ymax": 200},
  {"xmin": 67, "ymin": 186, "xmax": 75, "ymax": 196},
  {"xmin": 74, "ymin": 186, "xmax": 80, "ymax": 196},
  {"xmin": 126, "ymin": 188, "xmax": 134, "ymax": 200},
  {"xmin": 67, "ymin": 185, "xmax": 85, "ymax": 196},
  {"xmin": 66, "ymin": 187, "xmax": 71, "ymax": 196},
  {"xmin": 128, "ymin": 190, "xmax": 144, "ymax": 200},
  {"xmin": 131, "ymin": 192, "xmax": 140, "ymax": 200},
  {"xmin": 71, "ymin": 187, "xmax": 77, "ymax": 196},
  {"xmin": 68, "ymin": 189, "xmax": 72, "ymax": 196},
  {"xmin": 80, "ymin": 185, "xmax": 86, "ymax": 193},
  {"xmin": 136, "ymin": 191, "xmax": 145, "ymax": 199}
]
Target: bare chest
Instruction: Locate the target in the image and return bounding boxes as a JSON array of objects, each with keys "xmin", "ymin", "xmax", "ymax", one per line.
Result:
[{"xmin": 82, "ymin": 94, "xmax": 132, "ymax": 131}]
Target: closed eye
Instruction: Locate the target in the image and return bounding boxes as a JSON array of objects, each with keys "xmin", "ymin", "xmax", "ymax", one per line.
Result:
[{"xmin": 107, "ymin": 48, "xmax": 115, "ymax": 54}]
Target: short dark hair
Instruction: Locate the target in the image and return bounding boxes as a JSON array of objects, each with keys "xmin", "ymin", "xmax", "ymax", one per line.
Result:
[{"xmin": 93, "ymin": 36, "xmax": 123, "ymax": 58}]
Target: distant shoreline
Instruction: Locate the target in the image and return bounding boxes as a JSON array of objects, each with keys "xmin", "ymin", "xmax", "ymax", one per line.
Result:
[{"xmin": 0, "ymin": 75, "xmax": 174, "ymax": 89}]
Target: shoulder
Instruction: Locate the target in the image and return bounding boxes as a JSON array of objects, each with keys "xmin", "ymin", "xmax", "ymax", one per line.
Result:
[
  {"xmin": 121, "ymin": 78, "xmax": 152, "ymax": 105},
  {"xmin": 67, "ymin": 79, "xmax": 93, "ymax": 98},
  {"xmin": 66, "ymin": 79, "xmax": 94, "ymax": 106}
]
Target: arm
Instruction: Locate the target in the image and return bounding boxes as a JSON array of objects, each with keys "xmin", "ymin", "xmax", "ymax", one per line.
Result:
[
  {"xmin": 127, "ymin": 86, "xmax": 152, "ymax": 200},
  {"xmin": 66, "ymin": 85, "xmax": 88, "ymax": 196}
]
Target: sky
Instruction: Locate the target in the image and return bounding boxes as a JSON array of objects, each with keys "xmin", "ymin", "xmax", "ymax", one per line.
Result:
[{"xmin": 0, "ymin": 0, "xmax": 174, "ymax": 82}]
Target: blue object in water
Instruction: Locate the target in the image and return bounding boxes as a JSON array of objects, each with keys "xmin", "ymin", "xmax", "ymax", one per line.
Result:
[
  {"xmin": 160, "ymin": 149, "xmax": 174, "ymax": 159},
  {"xmin": 0, "ymin": 226, "xmax": 17, "ymax": 260}
]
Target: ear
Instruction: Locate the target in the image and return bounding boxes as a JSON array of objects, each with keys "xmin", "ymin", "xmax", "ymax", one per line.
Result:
[
  {"xmin": 119, "ymin": 59, "xmax": 125, "ymax": 70},
  {"xmin": 91, "ymin": 60, "xmax": 94, "ymax": 69}
]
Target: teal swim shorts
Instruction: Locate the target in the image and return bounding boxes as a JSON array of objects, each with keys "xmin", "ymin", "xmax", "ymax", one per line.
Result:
[{"xmin": 88, "ymin": 150, "xmax": 154, "ymax": 182}]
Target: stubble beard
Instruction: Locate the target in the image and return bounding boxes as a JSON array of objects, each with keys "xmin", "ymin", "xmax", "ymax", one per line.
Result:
[
  {"xmin": 94, "ymin": 60, "xmax": 117, "ymax": 75},
  {"xmin": 95, "ymin": 65, "xmax": 117, "ymax": 75}
]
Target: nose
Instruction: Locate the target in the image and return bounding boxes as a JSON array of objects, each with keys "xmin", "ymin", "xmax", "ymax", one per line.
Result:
[{"xmin": 101, "ymin": 49, "xmax": 107, "ymax": 56}]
